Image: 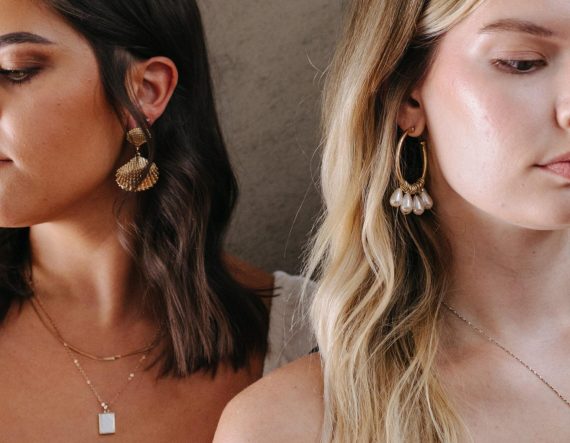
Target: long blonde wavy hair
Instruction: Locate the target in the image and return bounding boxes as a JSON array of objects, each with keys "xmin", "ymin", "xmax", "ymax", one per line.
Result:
[{"xmin": 308, "ymin": 1, "xmax": 485, "ymax": 441}]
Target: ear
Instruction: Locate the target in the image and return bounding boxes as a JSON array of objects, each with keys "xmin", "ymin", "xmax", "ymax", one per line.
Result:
[
  {"xmin": 126, "ymin": 56, "xmax": 179, "ymax": 127},
  {"xmin": 397, "ymin": 86, "xmax": 427, "ymax": 137}
]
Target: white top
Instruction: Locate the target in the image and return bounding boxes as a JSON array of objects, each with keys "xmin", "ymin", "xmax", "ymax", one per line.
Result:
[{"xmin": 262, "ymin": 271, "xmax": 316, "ymax": 375}]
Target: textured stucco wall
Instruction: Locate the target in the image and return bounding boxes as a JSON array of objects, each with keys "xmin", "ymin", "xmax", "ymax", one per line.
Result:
[{"xmin": 201, "ymin": 1, "xmax": 343, "ymax": 273}]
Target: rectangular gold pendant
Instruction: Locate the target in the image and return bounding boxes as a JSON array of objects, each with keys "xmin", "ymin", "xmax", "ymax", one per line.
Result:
[{"xmin": 98, "ymin": 412, "xmax": 116, "ymax": 435}]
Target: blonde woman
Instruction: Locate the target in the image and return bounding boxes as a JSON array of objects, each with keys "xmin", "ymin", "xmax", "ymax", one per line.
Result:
[{"xmin": 214, "ymin": 0, "xmax": 570, "ymax": 441}]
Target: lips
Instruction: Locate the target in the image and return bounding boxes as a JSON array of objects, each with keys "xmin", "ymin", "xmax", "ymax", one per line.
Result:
[
  {"xmin": 542, "ymin": 162, "xmax": 570, "ymax": 179},
  {"xmin": 540, "ymin": 152, "xmax": 570, "ymax": 180}
]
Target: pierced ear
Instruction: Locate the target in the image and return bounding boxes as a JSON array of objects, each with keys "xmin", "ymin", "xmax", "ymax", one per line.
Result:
[
  {"xmin": 397, "ymin": 88, "xmax": 426, "ymax": 137},
  {"xmin": 127, "ymin": 56, "xmax": 179, "ymax": 128}
]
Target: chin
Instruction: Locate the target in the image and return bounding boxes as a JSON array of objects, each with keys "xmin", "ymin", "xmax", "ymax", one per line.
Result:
[
  {"xmin": 0, "ymin": 208, "xmax": 39, "ymax": 229},
  {"xmin": 0, "ymin": 220, "xmax": 32, "ymax": 229}
]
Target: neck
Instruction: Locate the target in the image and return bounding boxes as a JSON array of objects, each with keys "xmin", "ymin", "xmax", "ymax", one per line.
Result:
[
  {"xmin": 440, "ymin": 206, "xmax": 570, "ymax": 341},
  {"xmin": 28, "ymin": 193, "xmax": 150, "ymax": 330}
]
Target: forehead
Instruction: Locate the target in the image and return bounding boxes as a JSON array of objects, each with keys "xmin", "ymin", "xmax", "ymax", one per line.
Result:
[
  {"xmin": 451, "ymin": 0, "xmax": 570, "ymax": 37},
  {"xmin": 0, "ymin": 0, "xmax": 80, "ymax": 44}
]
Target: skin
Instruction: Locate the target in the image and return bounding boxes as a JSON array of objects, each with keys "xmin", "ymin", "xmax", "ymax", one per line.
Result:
[
  {"xmin": 215, "ymin": 0, "xmax": 570, "ymax": 442},
  {"xmin": 0, "ymin": 0, "xmax": 273, "ymax": 441}
]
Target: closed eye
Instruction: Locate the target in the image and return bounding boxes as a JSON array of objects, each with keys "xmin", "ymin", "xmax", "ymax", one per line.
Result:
[{"xmin": 0, "ymin": 67, "xmax": 40, "ymax": 84}]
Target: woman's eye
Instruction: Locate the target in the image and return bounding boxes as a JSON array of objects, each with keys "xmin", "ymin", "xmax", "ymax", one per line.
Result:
[
  {"xmin": 0, "ymin": 68, "xmax": 39, "ymax": 84},
  {"xmin": 492, "ymin": 59, "xmax": 547, "ymax": 74}
]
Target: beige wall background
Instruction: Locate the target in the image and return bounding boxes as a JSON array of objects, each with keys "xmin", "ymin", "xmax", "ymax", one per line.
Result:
[{"xmin": 201, "ymin": 1, "xmax": 343, "ymax": 273}]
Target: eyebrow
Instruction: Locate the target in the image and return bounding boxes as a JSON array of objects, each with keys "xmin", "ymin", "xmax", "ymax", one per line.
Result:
[
  {"xmin": 0, "ymin": 32, "xmax": 54, "ymax": 49},
  {"xmin": 479, "ymin": 19, "xmax": 555, "ymax": 38}
]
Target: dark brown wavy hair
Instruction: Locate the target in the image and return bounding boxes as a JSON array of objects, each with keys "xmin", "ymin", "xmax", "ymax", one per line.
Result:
[{"xmin": 0, "ymin": 0, "xmax": 269, "ymax": 377}]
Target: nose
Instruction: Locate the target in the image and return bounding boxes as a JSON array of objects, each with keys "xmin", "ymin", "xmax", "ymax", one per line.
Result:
[
  {"xmin": 555, "ymin": 60, "xmax": 570, "ymax": 130},
  {"xmin": 556, "ymin": 96, "xmax": 570, "ymax": 130}
]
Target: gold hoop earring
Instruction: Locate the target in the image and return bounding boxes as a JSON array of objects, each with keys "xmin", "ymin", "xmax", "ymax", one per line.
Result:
[
  {"xmin": 115, "ymin": 127, "xmax": 159, "ymax": 192},
  {"xmin": 389, "ymin": 128, "xmax": 433, "ymax": 215}
]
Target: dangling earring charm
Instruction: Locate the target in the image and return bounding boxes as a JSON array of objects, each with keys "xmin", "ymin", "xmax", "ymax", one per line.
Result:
[
  {"xmin": 389, "ymin": 127, "xmax": 433, "ymax": 215},
  {"xmin": 116, "ymin": 127, "xmax": 159, "ymax": 192}
]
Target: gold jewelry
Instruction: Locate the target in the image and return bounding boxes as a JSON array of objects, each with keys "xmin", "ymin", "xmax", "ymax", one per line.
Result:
[
  {"xmin": 116, "ymin": 127, "xmax": 159, "ymax": 192},
  {"xmin": 29, "ymin": 296, "xmax": 157, "ymax": 435},
  {"xmin": 389, "ymin": 127, "xmax": 433, "ymax": 215},
  {"xmin": 30, "ymin": 296, "xmax": 162, "ymax": 361},
  {"xmin": 66, "ymin": 345, "xmax": 149, "ymax": 435},
  {"xmin": 443, "ymin": 302, "xmax": 570, "ymax": 409}
]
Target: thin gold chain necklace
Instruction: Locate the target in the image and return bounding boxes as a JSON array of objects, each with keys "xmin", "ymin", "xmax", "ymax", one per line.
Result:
[
  {"xmin": 29, "ymin": 296, "xmax": 158, "ymax": 435},
  {"xmin": 31, "ymin": 295, "xmax": 162, "ymax": 361},
  {"xmin": 65, "ymin": 346, "xmax": 149, "ymax": 435},
  {"xmin": 443, "ymin": 302, "xmax": 570, "ymax": 409}
]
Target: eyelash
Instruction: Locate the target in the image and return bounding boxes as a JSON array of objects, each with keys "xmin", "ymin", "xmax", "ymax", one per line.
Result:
[
  {"xmin": 492, "ymin": 59, "xmax": 547, "ymax": 74},
  {"xmin": 0, "ymin": 67, "xmax": 40, "ymax": 85}
]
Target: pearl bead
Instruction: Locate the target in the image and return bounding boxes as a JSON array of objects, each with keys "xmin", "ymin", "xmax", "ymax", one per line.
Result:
[
  {"xmin": 389, "ymin": 188, "xmax": 403, "ymax": 207},
  {"xmin": 400, "ymin": 193, "xmax": 413, "ymax": 215},
  {"xmin": 420, "ymin": 190, "xmax": 433, "ymax": 210},
  {"xmin": 412, "ymin": 195, "xmax": 425, "ymax": 215}
]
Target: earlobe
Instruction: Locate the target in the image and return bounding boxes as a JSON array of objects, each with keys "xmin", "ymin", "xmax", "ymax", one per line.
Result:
[
  {"xmin": 128, "ymin": 57, "xmax": 179, "ymax": 126},
  {"xmin": 397, "ymin": 89, "xmax": 427, "ymax": 137}
]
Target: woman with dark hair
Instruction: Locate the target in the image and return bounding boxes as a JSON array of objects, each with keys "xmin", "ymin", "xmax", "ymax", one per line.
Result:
[{"xmin": 0, "ymin": 0, "xmax": 313, "ymax": 440}]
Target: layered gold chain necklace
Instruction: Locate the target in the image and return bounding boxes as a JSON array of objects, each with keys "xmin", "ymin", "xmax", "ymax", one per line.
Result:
[{"xmin": 30, "ymin": 296, "xmax": 162, "ymax": 435}]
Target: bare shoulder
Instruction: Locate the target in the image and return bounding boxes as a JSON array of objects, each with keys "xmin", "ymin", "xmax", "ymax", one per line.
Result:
[{"xmin": 214, "ymin": 354, "xmax": 324, "ymax": 443}]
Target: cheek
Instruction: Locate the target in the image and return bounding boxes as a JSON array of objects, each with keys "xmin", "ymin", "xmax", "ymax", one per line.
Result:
[
  {"xmin": 421, "ymin": 58, "xmax": 552, "ymax": 221},
  {"xmin": 0, "ymin": 72, "xmax": 124, "ymax": 225}
]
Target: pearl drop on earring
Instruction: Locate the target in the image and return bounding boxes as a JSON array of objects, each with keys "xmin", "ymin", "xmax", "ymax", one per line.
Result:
[
  {"xmin": 412, "ymin": 195, "xmax": 424, "ymax": 215},
  {"xmin": 400, "ymin": 193, "xmax": 413, "ymax": 215},
  {"xmin": 420, "ymin": 190, "xmax": 433, "ymax": 210},
  {"xmin": 389, "ymin": 188, "xmax": 403, "ymax": 207}
]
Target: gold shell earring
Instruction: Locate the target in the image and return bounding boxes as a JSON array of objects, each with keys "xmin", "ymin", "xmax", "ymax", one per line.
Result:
[
  {"xmin": 115, "ymin": 127, "xmax": 159, "ymax": 192},
  {"xmin": 389, "ymin": 127, "xmax": 433, "ymax": 215}
]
